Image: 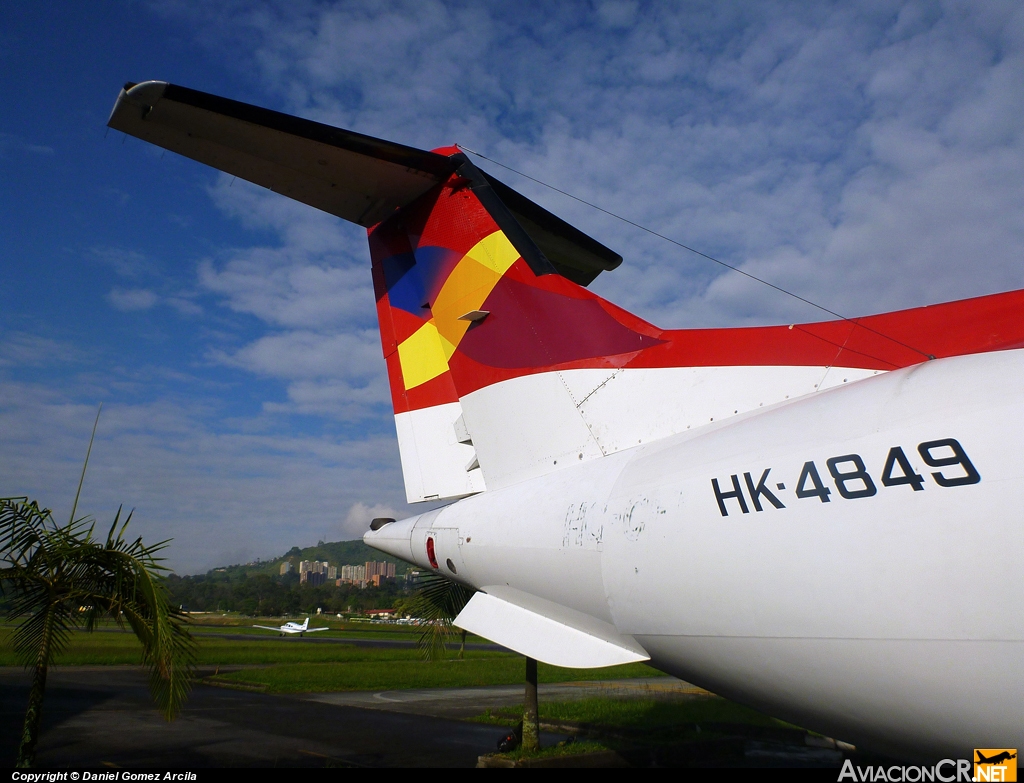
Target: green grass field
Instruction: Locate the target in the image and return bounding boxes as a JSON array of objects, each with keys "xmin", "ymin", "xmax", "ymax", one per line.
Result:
[
  {"xmin": 0, "ymin": 626, "xmax": 486, "ymax": 666},
  {"xmin": 189, "ymin": 624, "xmax": 482, "ymax": 643},
  {"xmin": 216, "ymin": 659, "xmax": 661, "ymax": 693},
  {"xmin": 0, "ymin": 615, "xmax": 485, "ymax": 661},
  {"xmin": 0, "ymin": 625, "xmax": 663, "ymax": 691},
  {"xmin": 474, "ymin": 697, "xmax": 799, "ymax": 764},
  {"xmin": 187, "ymin": 615, "xmax": 427, "ymax": 634},
  {"xmin": 476, "ymin": 695, "xmax": 782, "ymax": 731}
]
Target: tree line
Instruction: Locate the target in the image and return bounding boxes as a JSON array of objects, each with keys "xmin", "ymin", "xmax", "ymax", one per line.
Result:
[{"xmin": 165, "ymin": 571, "xmax": 409, "ymax": 616}]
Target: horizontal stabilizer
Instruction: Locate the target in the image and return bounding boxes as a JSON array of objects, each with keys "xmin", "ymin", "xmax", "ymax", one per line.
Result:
[
  {"xmin": 454, "ymin": 586, "xmax": 650, "ymax": 668},
  {"xmin": 481, "ymin": 172, "xmax": 621, "ymax": 286},
  {"xmin": 107, "ymin": 81, "xmax": 622, "ymax": 286},
  {"xmin": 108, "ymin": 81, "xmax": 456, "ymax": 227}
]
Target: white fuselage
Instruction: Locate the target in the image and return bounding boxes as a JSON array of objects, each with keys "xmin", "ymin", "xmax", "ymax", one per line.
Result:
[{"xmin": 366, "ymin": 349, "xmax": 1024, "ymax": 760}]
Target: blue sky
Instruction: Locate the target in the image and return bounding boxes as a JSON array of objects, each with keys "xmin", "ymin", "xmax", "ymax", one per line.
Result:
[{"xmin": 2, "ymin": 1, "xmax": 1023, "ymax": 573}]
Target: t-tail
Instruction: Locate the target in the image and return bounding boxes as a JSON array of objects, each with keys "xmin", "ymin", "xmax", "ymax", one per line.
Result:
[{"xmin": 109, "ymin": 82, "xmax": 1024, "ymax": 503}]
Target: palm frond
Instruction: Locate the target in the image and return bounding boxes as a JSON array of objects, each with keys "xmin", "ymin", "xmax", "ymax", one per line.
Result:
[
  {"xmin": 408, "ymin": 572, "xmax": 475, "ymax": 661},
  {"xmin": 10, "ymin": 602, "xmax": 76, "ymax": 667},
  {"xmin": 81, "ymin": 526, "xmax": 196, "ymax": 718},
  {"xmin": 0, "ymin": 499, "xmax": 51, "ymax": 567},
  {"xmin": 68, "ymin": 404, "xmax": 102, "ymax": 528}
]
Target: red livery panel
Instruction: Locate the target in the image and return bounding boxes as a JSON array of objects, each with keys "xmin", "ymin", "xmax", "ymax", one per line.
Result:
[{"xmin": 370, "ymin": 157, "xmax": 1024, "ymax": 413}]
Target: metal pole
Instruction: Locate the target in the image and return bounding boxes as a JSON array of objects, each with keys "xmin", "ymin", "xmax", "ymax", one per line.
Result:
[{"xmin": 522, "ymin": 656, "xmax": 539, "ymax": 751}]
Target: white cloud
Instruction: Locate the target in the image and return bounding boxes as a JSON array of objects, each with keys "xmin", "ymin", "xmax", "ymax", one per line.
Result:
[
  {"xmin": 107, "ymin": 287, "xmax": 159, "ymax": 311},
  {"xmin": 343, "ymin": 501, "xmax": 403, "ymax": 539},
  {"xmin": 0, "ymin": 379, "xmax": 413, "ymax": 573},
  {"xmin": 91, "ymin": 247, "xmax": 160, "ymax": 279},
  {"xmin": 596, "ymin": 1, "xmax": 639, "ymax": 31},
  {"xmin": 167, "ymin": 297, "xmax": 204, "ymax": 317},
  {"xmin": 224, "ymin": 330, "xmax": 381, "ymax": 380},
  {"xmin": 0, "ymin": 131, "xmax": 54, "ymax": 157},
  {"xmin": 212, "ymin": 329, "xmax": 390, "ymax": 420},
  {"xmin": 104, "ymin": 280, "xmax": 202, "ymax": 319},
  {"xmin": 268, "ymin": 376, "xmax": 391, "ymax": 420},
  {"xmin": 0, "ymin": 333, "xmax": 88, "ymax": 368},
  {"xmin": 198, "ymin": 249, "xmax": 372, "ymax": 329}
]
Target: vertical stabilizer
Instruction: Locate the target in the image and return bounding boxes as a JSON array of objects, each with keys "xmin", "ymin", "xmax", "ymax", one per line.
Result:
[{"xmin": 368, "ymin": 152, "xmax": 652, "ymax": 497}]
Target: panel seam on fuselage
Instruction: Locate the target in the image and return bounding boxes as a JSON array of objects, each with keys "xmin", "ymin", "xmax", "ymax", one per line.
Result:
[
  {"xmin": 555, "ymin": 369, "xmax": 609, "ymax": 457},
  {"xmin": 574, "ymin": 368, "xmax": 622, "ymax": 408}
]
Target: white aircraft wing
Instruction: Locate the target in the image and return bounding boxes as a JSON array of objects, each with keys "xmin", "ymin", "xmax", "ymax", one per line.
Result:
[
  {"xmin": 253, "ymin": 625, "xmax": 287, "ymax": 632},
  {"xmin": 304, "ymin": 627, "xmax": 330, "ymax": 633}
]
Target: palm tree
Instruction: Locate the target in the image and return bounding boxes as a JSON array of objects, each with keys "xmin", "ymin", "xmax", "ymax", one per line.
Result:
[
  {"xmin": 0, "ymin": 413, "xmax": 196, "ymax": 767},
  {"xmin": 409, "ymin": 571, "xmax": 474, "ymax": 661}
]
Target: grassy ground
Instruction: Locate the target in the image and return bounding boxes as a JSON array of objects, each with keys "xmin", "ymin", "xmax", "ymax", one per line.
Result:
[
  {"xmin": 488, "ymin": 739, "xmax": 614, "ymax": 764},
  {"xmin": 475, "ymin": 695, "xmax": 782, "ymax": 731},
  {"xmin": 190, "ymin": 626, "xmax": 456, "ymax": 641},
  {"xmin": 0, "ymin": 626, "xmax": 663, "ymax": 691},
  {"xmin": 0, "ymin": 616, "xmax": 492, "ymax": 662},
  {"xmin": 475, "ymin": 695, "xmax": 808, "ymax": 766},
  {"xmin": 216, "ymin": 659, "xmax": 661, "ymax": 693},
  {"xmin": 186, "ymin": 614, "xmax": 425, "ymax": 638},
  {"xmin": 0, "ymin": 626, "xmax": 487, "ymax": 666},
  {"xmin": 185, "ymin": 615, "xmax": 500, "ymax": 643}
]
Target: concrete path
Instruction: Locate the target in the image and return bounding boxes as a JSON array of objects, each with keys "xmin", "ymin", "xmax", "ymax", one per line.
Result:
[
  {"xmin": 0, "ymin": 666, "xmax": 552, "ymax": 767},
  {"xmin": 0, "ymin": 667, "xmax": 856, "ymax": 768},
  {"xmin": 304, "ymin": 677, "xmax": 707, "ymax": 720}
]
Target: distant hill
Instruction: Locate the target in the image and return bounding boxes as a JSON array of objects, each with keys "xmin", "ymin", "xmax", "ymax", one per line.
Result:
[{"xmin": 203, "ymin": 539, "xmax": 412, "ymax": 581}]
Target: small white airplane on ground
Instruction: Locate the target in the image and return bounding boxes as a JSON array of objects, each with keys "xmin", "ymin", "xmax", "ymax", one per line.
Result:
[
  {"xmin": 109, "ymin": 81, "xmax": 1023, "ymax": 761},
  {"xmin": 253, "ymin": 618, "xmax": 329, "ymax": 636}
]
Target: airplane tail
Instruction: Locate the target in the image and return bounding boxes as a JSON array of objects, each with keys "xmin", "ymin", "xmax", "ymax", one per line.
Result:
[
  {"xmin": 109, "ymin": 82, "xmax": 1024, "ymax": 503},
  {"xmin": 369, "ymin": 151, "xmax": 1024, "ymax": 499},
  {"xmin": 301, "ymin": 618, "xmax": 309, "ymax": 631},
  {"xmin": 368, "ymin": 148, "xmax": 657, "ymax": 499}
]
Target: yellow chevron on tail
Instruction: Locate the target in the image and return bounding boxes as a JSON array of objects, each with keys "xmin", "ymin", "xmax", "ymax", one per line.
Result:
[{"xmin": 397, "ymin": 230, "xmax": 520, "ymax": 390}]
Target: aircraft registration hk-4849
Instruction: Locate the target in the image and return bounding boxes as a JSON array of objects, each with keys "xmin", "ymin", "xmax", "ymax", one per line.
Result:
[
  {"xmin": 109, "ymin": 81, "xmax": 1023, "ymax": 760},
  {"xmin": 253, "ymin": 618, "xmax": 329, "ymax": 636}
]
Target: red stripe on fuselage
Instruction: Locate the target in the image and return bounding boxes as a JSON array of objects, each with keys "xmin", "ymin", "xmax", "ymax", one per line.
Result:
[{"xmin": 444, "ymin": 285, "xmax": 1024, "ymax": 401}]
